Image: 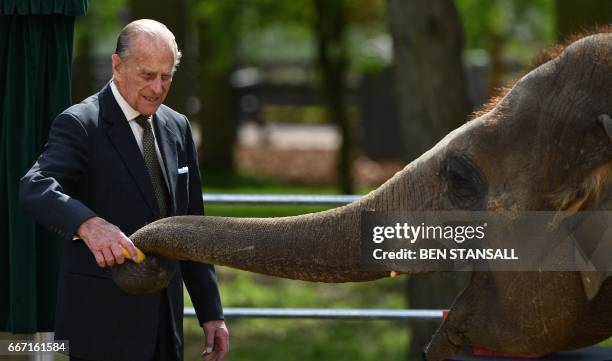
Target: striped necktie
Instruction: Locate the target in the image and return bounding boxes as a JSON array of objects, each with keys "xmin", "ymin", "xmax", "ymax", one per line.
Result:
[{"xmin": 134, "ymin": 115, "xmax": 170, "ymax": 218}]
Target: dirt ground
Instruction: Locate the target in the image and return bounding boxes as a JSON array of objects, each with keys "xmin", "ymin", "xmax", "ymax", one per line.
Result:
[
  {"xmin": 231, "ymin": 122, "xmax": 405, "ymax": 188},
  {"xmin": 235, "ymin": 145, "xmax": 404, "ymax": 188}
]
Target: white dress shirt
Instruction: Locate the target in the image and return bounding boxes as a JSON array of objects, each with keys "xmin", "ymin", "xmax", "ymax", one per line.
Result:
[{"xmin": 110, "ymin": 80, "xmax": 170, "ymax": 188}]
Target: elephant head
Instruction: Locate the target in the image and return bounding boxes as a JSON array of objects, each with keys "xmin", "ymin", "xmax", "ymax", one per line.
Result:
[{"xmin": 113, "ymin": 31, "xmax": 612, "ymax": 360}]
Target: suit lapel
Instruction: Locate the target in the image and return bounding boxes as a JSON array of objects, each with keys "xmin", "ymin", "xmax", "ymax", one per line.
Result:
[
  {"xmin": 153, "ymin": 111, "xmax": 179, "ymax": 215},
  {"xmin": 100, "ymin": 85, "xmax": 160, "ymax": 218}
]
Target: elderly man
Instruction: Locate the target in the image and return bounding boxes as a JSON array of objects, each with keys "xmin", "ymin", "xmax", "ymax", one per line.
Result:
[{"xmin": 19, "ymin": 19, "xmax": 229, "ymax": 361}]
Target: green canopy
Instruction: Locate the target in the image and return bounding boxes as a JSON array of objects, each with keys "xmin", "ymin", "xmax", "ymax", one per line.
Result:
[{"xmin": 0, "ymin": 0, "xmax": 87, "ymax": 333}]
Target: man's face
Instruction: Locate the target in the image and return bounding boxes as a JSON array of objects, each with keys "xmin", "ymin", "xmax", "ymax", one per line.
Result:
[{"xmin": 111, "ymin": 35, "xmax": 175, "ymax": 115}]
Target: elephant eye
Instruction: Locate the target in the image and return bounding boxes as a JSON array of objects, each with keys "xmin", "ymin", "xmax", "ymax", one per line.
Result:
[
  {"xmin": 441, "ymin": 155, "xmax": 487, "ymax": 210},
  {"xmin": 448, "ymin": 170, "xmax": 477, "ymax": 198}
]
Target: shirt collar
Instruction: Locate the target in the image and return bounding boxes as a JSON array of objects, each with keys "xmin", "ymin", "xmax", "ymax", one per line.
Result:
[{"xmin": 110, "ymin": 80, "xmax": 143, "ymax": 122}]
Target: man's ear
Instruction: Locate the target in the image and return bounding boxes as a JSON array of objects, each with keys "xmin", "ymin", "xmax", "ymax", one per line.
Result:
[
  {"xmin": 598, "ymin": 114, "xmax": 612, "ymax": 141},
  {"xmin": 111, "ymin": 54, "xmax": 122, "ymax": 82}
]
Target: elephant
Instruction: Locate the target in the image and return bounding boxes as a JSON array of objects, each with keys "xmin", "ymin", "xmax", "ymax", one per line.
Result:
[{"xmin": 112, "ymin": 30, "xmax": 612, "ymax": 360}]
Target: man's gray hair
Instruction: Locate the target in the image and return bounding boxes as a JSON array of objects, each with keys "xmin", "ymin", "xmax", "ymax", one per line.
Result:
[{"xmin": 115, "ymin": 19, "xmax": 182, "ymax": 72}]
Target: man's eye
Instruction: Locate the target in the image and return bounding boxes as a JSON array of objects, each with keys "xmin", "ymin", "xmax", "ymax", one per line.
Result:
[
  {"xmin": 142, "ymin": 73, "xmax": 154, "ymax": 80},
  {"xmin": 161, "ymin": 75, "xmax": 171, "ymax": 81}
]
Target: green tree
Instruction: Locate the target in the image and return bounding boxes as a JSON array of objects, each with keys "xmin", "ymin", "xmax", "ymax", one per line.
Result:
[
  {"xmin": 311, "ymin": 0, "xmax": 385, "ymax": 193},
  {"xmin": 192, "ymin": 0, "xmax": 381, "ymax": 189},
  {"xmin": 191, "ymin": 1, "xmax": 244, "ymax": 171},
  {"xmin": 456, "ymin": 0, "xmax": 555, "ymax": 90},
  {"xmin": 192, "ymin": 0, "xmax": 308, "ymax": 171}
]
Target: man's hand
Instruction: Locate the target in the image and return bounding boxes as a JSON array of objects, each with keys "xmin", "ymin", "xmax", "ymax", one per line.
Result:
[
  {"xmin": 202, "ymin": 320, "xmax": 229, "ymax": 361},
  {"xmin": 77, "ymin": 216, "xmax": 138, "ymax": 267}
]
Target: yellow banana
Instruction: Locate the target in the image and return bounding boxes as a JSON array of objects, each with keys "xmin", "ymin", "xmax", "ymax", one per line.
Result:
[{"xmin": 121, "ymin": 246, "xmax": 146, "ymax": 263}]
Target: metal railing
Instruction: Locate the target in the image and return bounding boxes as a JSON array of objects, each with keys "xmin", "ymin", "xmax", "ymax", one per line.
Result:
[
  {"xmin": 188, "ymin": 193, "xmax": 444, "ymax": 321},
  {"xmin": 203, "ymin": 193, "xmax": 361, "ymax": 206},
  {"xmin": 186, "ymin": 307, "xmax": 443, "ymax": 321}
]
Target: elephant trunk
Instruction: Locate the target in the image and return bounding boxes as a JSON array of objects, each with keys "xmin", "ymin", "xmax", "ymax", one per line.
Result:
[
  {"xmin": 130, "ymin": 208, "xmax": 389, "ymax": 282},
  {"xmin": 112, "ymin": 156, "xmax": 439, "ymax": 293}
]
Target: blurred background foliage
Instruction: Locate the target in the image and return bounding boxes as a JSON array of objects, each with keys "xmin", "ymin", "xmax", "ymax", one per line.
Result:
[{"xmin": 69, "ymin": 1, "xmax": 611, "ymax": 360}]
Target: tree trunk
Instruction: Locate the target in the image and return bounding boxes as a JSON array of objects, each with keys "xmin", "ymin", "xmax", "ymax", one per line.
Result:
[
  {"xmin": 387, "ymin": 0, "xmax": 470, "ymax": 358},
  {"xmin": 387, "ymin": 0, "xmax": 469, "ymax": 162},
  {"xmin": 556, "ymin": 0, "xmax": 612, "ymax": 42},
  {"xmin": 196, "ymin": 18, "xmax": 235, "ymax": 171},
  {"xmin": 313, "ymin": 0, "xmax": 354, "ymax": 194}
]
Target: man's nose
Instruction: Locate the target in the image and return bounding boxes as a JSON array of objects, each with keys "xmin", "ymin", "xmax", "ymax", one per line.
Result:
[{"xmin": 150, "ymin": 78, "xmax": 163, "ymax": 94}]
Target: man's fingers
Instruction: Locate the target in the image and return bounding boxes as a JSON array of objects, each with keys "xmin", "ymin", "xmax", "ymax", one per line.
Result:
[
  {"xmin": 118, "ymin": 237, "xmax": 140, "ymax": 261},
  {"xmin": 215, "ymin": 343, "xmax": 228, "ymax": 361},
  {"xmin": 202, "ymin": 321, "xmax": 229, "ymax": 360},
  {"xmin": 93, "ymin": 250, "xmax": 105, "ymax": 268},
  {"xmin": 77, "ymin": 218, "xmax": 146, "ymax": 265},
  {"xmin": 215, "ymin": 329, "xmax": 229, "ymax": 361},
  {"xmin": 204, "ymin": 327, "xmax": 215, "ymax": 354},
  {"xmin": 110, "ymin": 244, "xmax": 125, "ymax": 264},
  {"xmin": 101, "ymin": 248, "xmax": 115, "ymax": 267},
  {"xmin": 216, "ymin": 351, "xmax": 226, "ymax": 361},
  {"xmin": 202, "ymin": 351, "xmax": 216, "ymax": 361}
]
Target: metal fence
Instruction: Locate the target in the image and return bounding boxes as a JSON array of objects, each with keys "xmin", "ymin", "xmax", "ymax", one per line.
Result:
[
  {"xmin": 202, "ymin": 193, "xmax": 361, "ymax": 206},
  {"xmin": 189, "ymin": 193, "xmax": 444, "ymax": 322},
  {"xmin": 186, "ymin": 307, "xmax": 443, "ymax": 321}
]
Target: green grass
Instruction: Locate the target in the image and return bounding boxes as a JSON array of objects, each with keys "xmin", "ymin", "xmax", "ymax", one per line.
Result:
[
  {"xmin": 184, "ymin": 268, "xmax": 411, "ymax": 361},
  {"xmin": 205, "ymin": 204, "xmax": 333, "ymax": 218}
]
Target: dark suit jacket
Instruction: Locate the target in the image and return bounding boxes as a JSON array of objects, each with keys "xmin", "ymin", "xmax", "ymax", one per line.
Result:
[{"xmin": 19, "ymin": 84, "xmax": 223, "ymax": 361}]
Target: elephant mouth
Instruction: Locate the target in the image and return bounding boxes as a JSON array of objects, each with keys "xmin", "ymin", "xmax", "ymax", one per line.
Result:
[{"xmin": 111, "ymin": 253, "xmax": 176, "ymax": 294}]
